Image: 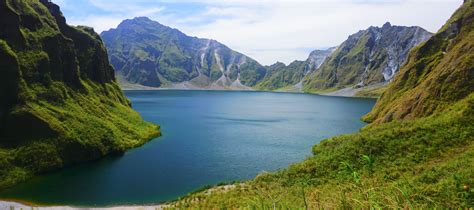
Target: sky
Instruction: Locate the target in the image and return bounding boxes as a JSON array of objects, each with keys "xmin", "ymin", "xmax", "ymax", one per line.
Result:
[{"xmin": 54, "ymin": 0, "xmax": 463, "ymax": 65}]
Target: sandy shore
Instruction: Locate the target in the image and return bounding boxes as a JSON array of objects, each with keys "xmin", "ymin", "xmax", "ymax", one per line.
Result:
[
  {"xmin": 0, "ymin": 200, "xmax": 166, "ymax": 210},
  {"xmin": 0, "ymin": 184, "xmax": 241, "ymax": 209},
  {"xmin": 321, "ymin": 82, "xmax": 387, "ymax": 97}
]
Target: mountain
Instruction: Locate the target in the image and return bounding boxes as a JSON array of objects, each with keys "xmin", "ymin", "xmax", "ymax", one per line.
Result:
[
  {"xmin": 303, "ymin": 22, "xmax": 432, "ymax": 95},
  {"xmin": 101, "ymin": 18, "xmax": 431, "ymax": 95},
  {"xmin": 363, "ymin": 4, "xmax": 474, "ymax": 123},
  {"xmin": 101, "ymin": 17, "xmax": 266, "ymax": 89},
  {"xmin": 171, "ymin": 1, "xmax": 473, "ymax": 208},
  {"xmin": 255, "ymin": 48, "xmax": 335, "ymax": 91},
  {"xmin": 0, "ymin": 0, "xmax": 159, "ymax": 189}
]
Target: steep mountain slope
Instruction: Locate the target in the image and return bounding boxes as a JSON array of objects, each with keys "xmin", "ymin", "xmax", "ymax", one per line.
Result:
[
  {"xmin": 255, "ymin": 48, "xmax": 334, "ymax": 91},
  {"xmin": 170, "ymin": 1, "xmax": 473, "ymax": 208},
  {"xmin": 0, "ymin": 0, "xmax": 159, "ymax": 189},
  {"xmin": 303, "ymin": 22, "xmax": 432, "ymax": 93},
  {"xmin": 101, "ymin": 17, "xmax": 266, "ymax": 89}
]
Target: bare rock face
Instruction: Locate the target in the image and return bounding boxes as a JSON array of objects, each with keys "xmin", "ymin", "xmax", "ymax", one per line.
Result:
[{"xmin": 307, "ymin": 47, "xmax": 336, "ymax": 71}]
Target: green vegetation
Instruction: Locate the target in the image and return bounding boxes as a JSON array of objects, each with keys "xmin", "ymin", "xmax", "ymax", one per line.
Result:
[
  {"xmin": 255, "ymin": 48, "xmax": 335, "ymax": 91},
  {"xmin": 168, "ymin": 1, "xmax": 474, "ymax": 208},
  {"xmin": 354, "ymin": 86, "xmax": 387, "ymax": 98},
  {"xmin": 255, "ymin": 61, "xmax": 307, "ymax": 91},
  {"xmin": 0, "ymin": 0, "xmax": 159, "ymax": 190}
]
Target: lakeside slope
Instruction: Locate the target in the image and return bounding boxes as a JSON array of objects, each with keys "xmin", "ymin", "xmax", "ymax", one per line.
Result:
[{"xmin": 0, "ymin": 0, "xmax": 159, "ymax": 190}]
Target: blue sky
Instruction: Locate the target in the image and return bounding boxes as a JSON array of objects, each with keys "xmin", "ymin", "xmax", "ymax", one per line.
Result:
[{"xmin": 54, "ymin": 0, "xmax": 462, "ymax": 65}]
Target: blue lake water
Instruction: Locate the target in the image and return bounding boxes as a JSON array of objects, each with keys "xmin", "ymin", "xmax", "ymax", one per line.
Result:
[{"xmin": 0, "ymin": 90, "xmax": 375, "ymax": 206}]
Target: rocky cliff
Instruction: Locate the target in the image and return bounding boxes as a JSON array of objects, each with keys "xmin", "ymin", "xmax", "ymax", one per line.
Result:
[{"xmin": 0, "ymin": 0, "xmax": 159, "ymax": 189}]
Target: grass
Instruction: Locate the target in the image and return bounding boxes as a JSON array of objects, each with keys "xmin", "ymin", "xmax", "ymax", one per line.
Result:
[{"xmin": 354, "ymin": 86, "xmax": 387, "ymax": 98}]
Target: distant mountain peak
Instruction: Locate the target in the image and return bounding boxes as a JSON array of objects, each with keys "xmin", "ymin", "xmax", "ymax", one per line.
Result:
[
  {"xmin": 382, "ymin": 21, "xmax": 392, "ymax": 28},
  {"xmin": 272, "ymin": 61, "xmax": 287, "ymax": 67},
  {"xmin": 122, "ymin": 16, "xmax": 160, "ymax": 25},
  {"xmin": 133, "ymin": 16, "xmax": 152, "ymax": 21}
]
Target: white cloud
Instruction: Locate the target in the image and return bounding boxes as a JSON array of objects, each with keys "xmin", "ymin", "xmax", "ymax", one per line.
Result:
[
  {"xmin": 58, "ymin": 0, "xmax": 463, "ymax": 65},
  {"xmin": 171, "ymin": 0, "xmax": 462, "ymax": 64},
  {"xmin": 66, "ymin": 16, "xmax": 124, "ymax": 33}
]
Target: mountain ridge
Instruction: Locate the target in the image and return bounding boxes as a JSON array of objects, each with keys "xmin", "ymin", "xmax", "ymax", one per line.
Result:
[
  {"xmin": 255, "ymin": 47, "xmax": 335, "ymax": 91},
  {"xmin": 303, "ymin": 22, "xmax": 432, "ymax": 95},
  {"xmin": 102, "ymin": 18, "xmax": 432, "ymax": 97},
  {"xmin": 101, "ymin": 17, "xmax": 266, "ymax": 90}
]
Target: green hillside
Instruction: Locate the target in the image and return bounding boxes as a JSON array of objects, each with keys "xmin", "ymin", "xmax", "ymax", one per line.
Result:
[
  {"xmin": 255, "ymin": 49, "xmax": 334, "ymax": 91},
  {"xmin": 0, "ymin": 0, "xmax": 159, "ymax": 190},
  {"xmin": 255, "ymin": 61, "xmax": 307, "ymax": 91},
  {"xmin": 363, "ymin": 0, "xmax": 474, "ymax": 124}
]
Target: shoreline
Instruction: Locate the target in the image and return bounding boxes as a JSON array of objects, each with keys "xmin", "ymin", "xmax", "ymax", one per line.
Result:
[
  {"xmin": 0, "ymin": 184, "xmax": 240, "ymax": 209},
  {"xmin": 122, "ymin": 87, "xmax": 379, "ymax": 99},
  {"xmin": 0, "ymin": 199, "xmax": 167, "ymax": 210}
]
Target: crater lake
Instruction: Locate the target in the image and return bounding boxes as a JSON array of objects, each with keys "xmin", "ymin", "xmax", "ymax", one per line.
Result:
[{"xmin": 0, "ymin": 90, "xmax": 375, "ymax": 206}]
